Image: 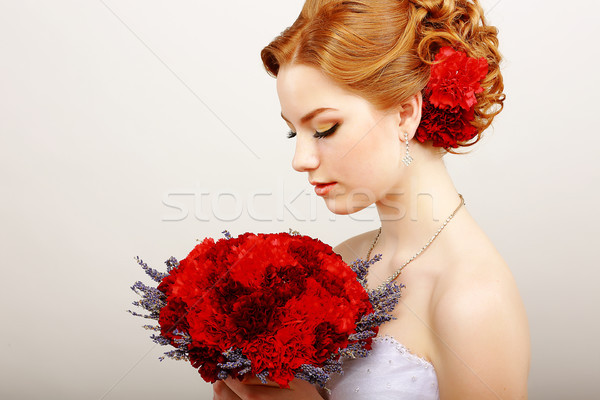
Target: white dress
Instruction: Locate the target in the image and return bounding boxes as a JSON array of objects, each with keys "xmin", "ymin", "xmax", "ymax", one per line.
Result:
[{"xmin": 324, "ymin": 335, "xmax": 440, "ymax": 399}]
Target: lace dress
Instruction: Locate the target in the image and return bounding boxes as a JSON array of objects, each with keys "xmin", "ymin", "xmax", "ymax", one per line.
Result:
[{"xmin": 324, "ymin": 335, "xmax": 440, "ymax": 399}]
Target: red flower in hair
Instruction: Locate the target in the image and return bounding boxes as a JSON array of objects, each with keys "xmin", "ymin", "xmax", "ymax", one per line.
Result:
[
  {"xmin": 416, "ymin": 92, "xmax": 478, "ymax": 148},
  {"xmin": 417, "ymin": 46, "xmax": 489, "ymax": 148},
  {"xmin": 428, "ymin": 46, "xmax": 488, "ymax": 110}
]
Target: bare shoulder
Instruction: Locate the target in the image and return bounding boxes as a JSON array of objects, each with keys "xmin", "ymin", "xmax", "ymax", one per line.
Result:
[
  {"xmin": 430, "ymin": 257, "xmax": 531, "ymax": 399},
  {"xmin": 332, "ymin": 228, "xmax": 379, "ymax": 265}
]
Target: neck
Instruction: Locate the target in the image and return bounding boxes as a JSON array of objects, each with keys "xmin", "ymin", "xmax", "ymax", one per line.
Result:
[{"xmin": 374, "ymin": 141, "xmax": 465, "ymax": 263}]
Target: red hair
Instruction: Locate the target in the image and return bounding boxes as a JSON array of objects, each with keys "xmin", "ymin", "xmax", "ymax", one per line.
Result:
[{"xmin": 261, "ymin": 0, "xmax": 505, "ymax": 155}]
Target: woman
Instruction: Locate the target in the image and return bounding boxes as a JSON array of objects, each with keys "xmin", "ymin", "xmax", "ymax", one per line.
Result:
[{"xmin": 213, "ymin": 0, "xmax": 530, "ymax": 398}]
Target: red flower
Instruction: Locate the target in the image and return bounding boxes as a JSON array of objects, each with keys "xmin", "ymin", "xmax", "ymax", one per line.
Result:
[
  {"xmin": 428, "ymin": 46, "xmax": 488, "ymax": 110},
  {"xmin": 418, "ymin": 46, "xmax": 488, "ymax": 148},
  {"xmin": 416, "ymin": 93, "xmax": 478, "ymax": 148}
]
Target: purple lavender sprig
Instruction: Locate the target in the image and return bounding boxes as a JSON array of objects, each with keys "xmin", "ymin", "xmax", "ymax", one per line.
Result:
[
  {"xmin": 369, "ymin": 281, "xmax": 405, "ymax": 312},
  {"xmin": 217, "ymin": 347, "xmax": 253, "ymax": 378},
  {"xmin": 337, "ymin": 341, "xmax": 370, "ymax": 359},
  {"xmin": 142, "ymin": 324, "xmax": 161, "ymax": 331},
  {"xmin": 350, "ymin": 254, "xmax": 382, "ymax": 286},
  {"xmin": 294, "ymin": 351, "xmax": 344, "ymax": 392},
  {"xmin": 158, "ymin": 348, "xmax": 189, "ymax": 362},
  {"xmin": 336, "ymin": 254, "xmax": 403, "ymax": 363},
  {"xmin": 150, "ymin": 334, "xmax": 171, "ymax": 346},
  {"xmin": 294, "ymin": 364, "xmax": 329, "ymax": 387},
  {"xmin": 321, "ymin": 353, "xmax": 344, "ymax": 376},
  {"xmin": 134, "ymin": 256, "xmax": 168, "ymax": 283},
  {"xmin": 165, "ymin": 256, "xmax": 179, "ymax": 273},
  {"xmin": 127, "ymin": 280, "xmax": 165, "ymax": 320},
  {"xmin": 129, "ymin": 256, "xmax": 187, "ymax": 363},
  {"xmin": 255, "ymin": 370, "xmax": 270, "ymax": 384}
]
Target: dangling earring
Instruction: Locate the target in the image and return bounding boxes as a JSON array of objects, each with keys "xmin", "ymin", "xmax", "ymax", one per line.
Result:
[{"xmin": 402, "ymin": 132, "xmax": 413, "ymax": 166}]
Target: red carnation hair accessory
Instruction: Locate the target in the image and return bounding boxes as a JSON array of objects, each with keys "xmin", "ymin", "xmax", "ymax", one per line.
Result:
[{"xmin": 415, "ymin": 46, "xmax": 489, "ymax": 149}]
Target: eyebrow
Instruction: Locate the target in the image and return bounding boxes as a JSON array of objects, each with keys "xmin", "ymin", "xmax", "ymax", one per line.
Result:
[{"xmin": 280, "ymin": 107, "xmax": 338, "ymax": 125}]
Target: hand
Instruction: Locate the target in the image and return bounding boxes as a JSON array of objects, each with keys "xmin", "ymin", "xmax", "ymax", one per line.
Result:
[{"xmin": 212, "ymin": 375, "xmax": 324, "ymax": 400}]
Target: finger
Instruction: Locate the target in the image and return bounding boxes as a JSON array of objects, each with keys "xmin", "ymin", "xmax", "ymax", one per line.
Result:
[
  {"xmin": 224, "ymin": 377, "xmax": 285, "ymax": 398},
  {"xmin": 287, "ymin": 378, "xmax": 321, "ymax": 391},
  {"xmin": 240, "ymin": 374, "xmax": 280, "ymax": 387},
  {"xmin": 213, "ymin": 380, "xmax": 242, "ymax": 400},
  {"xmin": 224, "ymin": 376, "xmax": 323, "ymax": 400}
]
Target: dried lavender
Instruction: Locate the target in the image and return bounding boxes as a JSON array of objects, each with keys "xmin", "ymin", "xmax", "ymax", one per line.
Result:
[
  {"xmin": 350, "ymin": 254, "xmax": 382, "ymax": 284},
  {"xmin": 322, "ymin": 354, "xmax": 344, "ymax": 376},
  {"xmin": 334, "ymin": 254, "xmax": 403, "ymax": 367},
  {"xmin": 128, "ymin": 280, "xmax": 165, "ymax": 320},
  {"xmin": 255, "ymin": 370, "xmax": 270, "ymax": 384},
  {"xmin": 217, "ymin": 348, "xmax": 252, "ymax": 371},
  {"xmin": 142, "ymin": 324, "xmax": 161, "ymax": 331},
  {"xmin": 129, "ymin": 256, "xmax": 182, "ymax": 363},
  {"xmin": 135, "ymin": 256, "xmax": 168, "ymax": 283},
  {"xmin": 348, "ymin": 330, "xmax": 377, "ymax": 341},
  {"xmin": 150, "ymin": 334, "xmax": 171, "ymax": 346},
  {"xmin": 216, "ymin": 347, "xmax": 253, "ymax": 380},
  {"xmin": 294, "ymin": 364, "xmax": 329, "ymax": 387},
  {"xmin": 158, "ymin": 348, "xmax": 189, "ymax": 362},
  {"xmin": 165, "ymin": 256, "xmax": 179, "ymax": 273},
  {"xmin": 369, "ymin": 281, "xmax": 405, "ymax": 312},
  {"xmin": 172, "ymin": 329, "xmax": 192, "ymax": 347},
  {"xmin": 338, "ymin": 341, "xmax": 370, "ymax": 359}
]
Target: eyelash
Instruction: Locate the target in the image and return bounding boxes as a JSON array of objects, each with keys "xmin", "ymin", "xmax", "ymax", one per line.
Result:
[{"xmin": 287, "ymin": 123, "xmax": 339, "ymax": 139}]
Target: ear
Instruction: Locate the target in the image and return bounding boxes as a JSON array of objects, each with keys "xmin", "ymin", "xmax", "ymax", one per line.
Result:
[{"xmin": 397, "ymin": 91, "xmax": 423, "ymax": 141}]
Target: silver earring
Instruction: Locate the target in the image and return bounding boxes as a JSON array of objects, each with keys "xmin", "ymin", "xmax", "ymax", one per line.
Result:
[{"xmin": 402, "ymin": 132, "xmax": 413, "ymax": 166}]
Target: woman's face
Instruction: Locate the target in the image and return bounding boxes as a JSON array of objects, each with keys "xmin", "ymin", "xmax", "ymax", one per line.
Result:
[{"xmin": 276, "ymin": 64, "xmax": 407, "ymax": 215}]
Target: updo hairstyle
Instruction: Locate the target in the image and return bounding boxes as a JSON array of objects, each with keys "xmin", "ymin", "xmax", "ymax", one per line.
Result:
[{"xmin": 261, "ymin": 0, "xmax": 505, "ymax": 155}]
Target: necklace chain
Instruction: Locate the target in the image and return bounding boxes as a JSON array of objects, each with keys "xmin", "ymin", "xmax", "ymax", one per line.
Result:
[{"xmin": 366, "ymin": 193, "xmax": 465, "ymax": 292}]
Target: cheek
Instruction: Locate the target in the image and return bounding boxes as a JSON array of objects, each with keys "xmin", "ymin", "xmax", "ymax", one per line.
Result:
[{"xmin": 338, "ymin": 122, "xmax": 400, "ymax": 178}]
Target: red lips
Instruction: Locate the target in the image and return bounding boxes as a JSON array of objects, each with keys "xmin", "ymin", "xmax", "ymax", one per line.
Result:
[
  {"xmin": 309, "ymin": 180, "xmax": 335, "ymax": 186},
  {"xmin": 311, "ymin": 181, "xmax": 337, "ymax": 196}
]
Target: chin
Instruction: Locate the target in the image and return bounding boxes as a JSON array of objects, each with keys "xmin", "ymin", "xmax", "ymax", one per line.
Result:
[{"xmin": 322, "ymin": 196, "xmax": 373, "ymax": 216}]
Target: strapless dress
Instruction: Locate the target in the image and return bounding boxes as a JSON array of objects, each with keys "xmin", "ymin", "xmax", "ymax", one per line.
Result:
[{"xmin": 324, "ymin": 335, "xmax": 440, "ymax": 399}]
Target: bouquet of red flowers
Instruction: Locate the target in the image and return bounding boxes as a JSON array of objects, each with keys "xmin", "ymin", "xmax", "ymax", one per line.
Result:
[{"xmin": 129, "ymin": 230, "xmax": 401, "ymax": 389}]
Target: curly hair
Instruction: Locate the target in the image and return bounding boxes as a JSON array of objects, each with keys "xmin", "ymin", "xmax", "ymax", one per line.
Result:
[{"xmin": 260, "ymin": 0, "xmax": 505, "ymax": 155}]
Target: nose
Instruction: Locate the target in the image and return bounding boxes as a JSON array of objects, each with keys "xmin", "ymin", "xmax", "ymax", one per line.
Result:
[{"xmin": 291, "ymin": 135, "xmax": 320, "ymax": 172}]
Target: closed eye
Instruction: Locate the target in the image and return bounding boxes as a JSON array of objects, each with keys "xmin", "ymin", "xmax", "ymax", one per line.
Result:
[{"xmin": 286, "ymin": 123, "xmax": 340, "ymax": 139}]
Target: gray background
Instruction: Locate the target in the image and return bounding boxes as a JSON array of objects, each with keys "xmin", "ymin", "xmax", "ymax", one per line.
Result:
[{"xmin": 1, "ymin": 1, "xmax": 598, "ymax": 399}]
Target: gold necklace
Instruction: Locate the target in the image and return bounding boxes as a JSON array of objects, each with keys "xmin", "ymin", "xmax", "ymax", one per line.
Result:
[{"xmin": 365, "ymin": 193, "xmax": 465, "ymax": 291}]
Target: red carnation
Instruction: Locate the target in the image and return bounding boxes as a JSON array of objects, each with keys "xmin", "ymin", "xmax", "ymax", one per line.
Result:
[
  {"xmin": 417, "ymin": 46, "xmax": 488, "ymax": 148},
  {"xmin": 416, "ymin": 93, "xmax": 478, "ymax": 148},
  {"xmin": 427, "ymin": 46, "xmax": 488, "ymax": 110}
]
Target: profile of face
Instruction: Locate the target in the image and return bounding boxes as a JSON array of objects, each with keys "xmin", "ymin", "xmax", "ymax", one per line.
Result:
[{"xmin": 276, "ymin": 63, "xmax": 421, "ymax": 215}]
